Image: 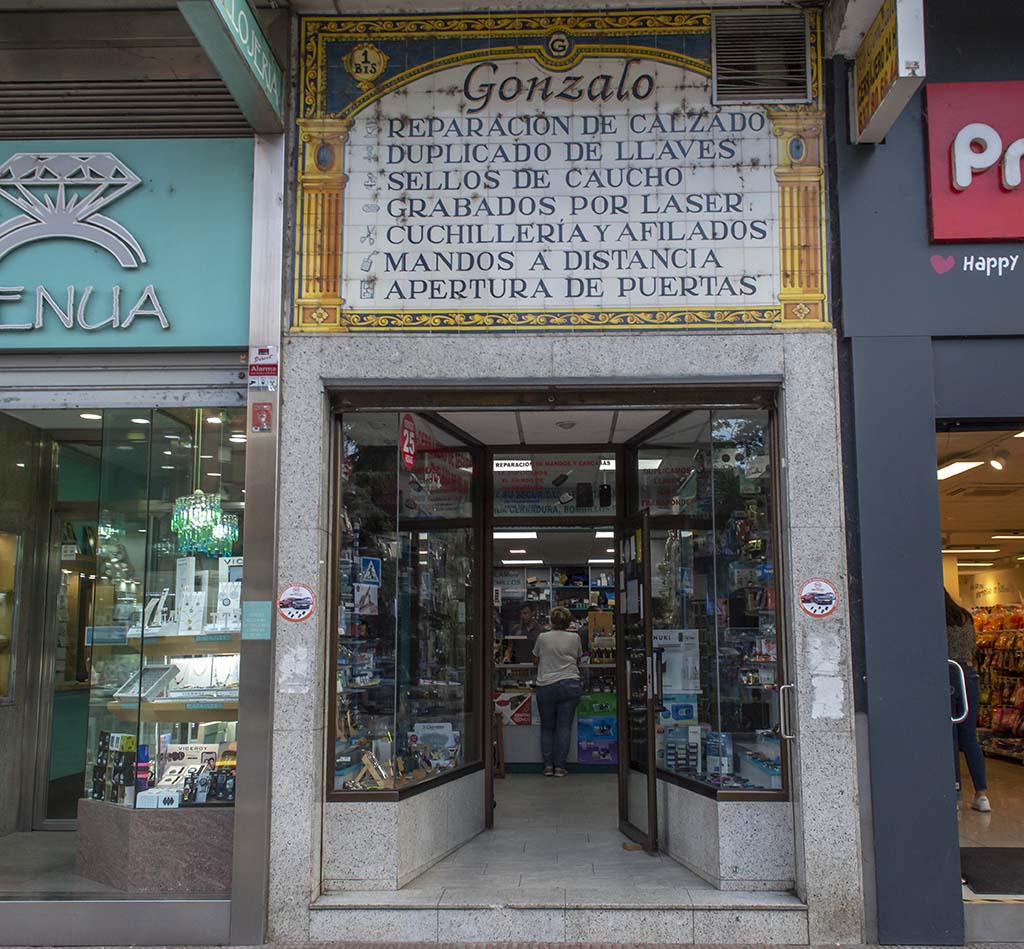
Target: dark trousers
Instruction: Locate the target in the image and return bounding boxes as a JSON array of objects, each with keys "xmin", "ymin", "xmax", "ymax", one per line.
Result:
[
  {"xmin": 536, "ymin": 678, "xmax": 582, "ymax": 768},
  {"xmin": 954, "ymin": 666, "xmax": 989, "ymax": 794}
]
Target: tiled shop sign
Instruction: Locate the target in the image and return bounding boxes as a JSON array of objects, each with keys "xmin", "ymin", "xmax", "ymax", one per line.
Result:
[{"xmin": 291, "ymin": 10, "xmax": 829, "ymax": 333}]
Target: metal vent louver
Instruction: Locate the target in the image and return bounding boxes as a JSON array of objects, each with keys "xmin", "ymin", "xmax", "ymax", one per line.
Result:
[
  {"xmin": 712, "ymin": 11, "xmax": 810, "ymax": 105},
  {"xmin": 0, "ymin": 81, "xmax": 250, "ymax": 140}
]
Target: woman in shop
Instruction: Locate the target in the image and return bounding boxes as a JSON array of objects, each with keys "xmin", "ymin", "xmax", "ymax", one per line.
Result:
[
  {"xmin": 532, "ymin": 606, "xmax": 582, "ymax": 777},
  {"xmin": 946, "ymin": 590, "xmax": 991, "ymax": 812}
]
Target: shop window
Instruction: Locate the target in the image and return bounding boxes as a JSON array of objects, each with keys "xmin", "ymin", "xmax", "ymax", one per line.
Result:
[
  {"xmin": 80, "ymin": 407, "xmax": 245, "ymax": 813},
  {"xmin": 334, "ymin": 413, "xmax": 480, "ymax": 794},
  {"xmin": 641, "ymin": 410, "xmax": 782, "ymax": 794}
]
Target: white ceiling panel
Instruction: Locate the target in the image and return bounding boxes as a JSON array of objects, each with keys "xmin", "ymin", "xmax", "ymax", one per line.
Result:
[{"xmin": 439, "ymin": 411, "xmax": 520, "ymax": 445}]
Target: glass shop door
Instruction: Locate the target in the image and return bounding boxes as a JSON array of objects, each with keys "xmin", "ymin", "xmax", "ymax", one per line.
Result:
[{"xmin": 617, "ymin": 508, "xmax": 659, "ymax": 851}]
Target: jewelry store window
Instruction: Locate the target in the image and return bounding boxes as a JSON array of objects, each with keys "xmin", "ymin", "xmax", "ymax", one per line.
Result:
[
  {"xmin": 637, "ymin": 409, "xmax": 787, "ymax": 798},
  {"xmin": 331, "ymin": 412, "xmax": 482, "ymax": 798},
  {"xmin": 0, "ymin": 406, "xmax": 244, "ymax": 900}
]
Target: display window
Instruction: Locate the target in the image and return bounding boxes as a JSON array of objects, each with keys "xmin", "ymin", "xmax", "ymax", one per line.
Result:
[
  {"xmin": 332, "ymin": 412, "xmax": 482, "ymax": 795},
  {"xmin": 0, "ymin": 405, "xmax": 245, "ymax": 898}
]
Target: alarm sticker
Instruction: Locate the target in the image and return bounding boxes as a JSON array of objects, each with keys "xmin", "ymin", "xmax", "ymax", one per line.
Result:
[
  {"xmin": 798, "ymin": 578, "xmax": 838, "ymax": 618},
  {"xmin": 278, "ymin": 583, "xmax": 316, "ymax": 622}
]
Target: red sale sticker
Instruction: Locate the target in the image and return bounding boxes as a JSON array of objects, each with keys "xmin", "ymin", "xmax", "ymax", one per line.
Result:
[{"xmin": 400, "ymin": 413, "xmax": 416, "ymax": 471}]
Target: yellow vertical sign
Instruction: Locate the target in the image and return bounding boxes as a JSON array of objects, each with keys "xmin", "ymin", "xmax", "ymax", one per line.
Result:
[{"xmin": 855, "ymin": 0, "xmax": 898, "ymax": 138}]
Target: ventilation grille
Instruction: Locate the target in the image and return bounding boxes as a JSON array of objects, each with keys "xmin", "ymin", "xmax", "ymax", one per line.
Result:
[
  {"xmin": 712, "ymin": 11, "xmax": 810, "ymax": 105},
  {"xmin": 0, "ymin": 80, "xmax": 250, "ymax": 140}
]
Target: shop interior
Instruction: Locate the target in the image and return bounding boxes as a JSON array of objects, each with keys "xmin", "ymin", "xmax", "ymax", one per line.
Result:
[
  {"xmin": 335, "ymin": 403, "xmax": 784, "ymax": 893},
  {"xmin": 0, "ymin": 407, "xmax": 245, "ymax": 899},
  {"xmin": 938, "ymin": 426, "xmax": 1024, "ymax": 897}
]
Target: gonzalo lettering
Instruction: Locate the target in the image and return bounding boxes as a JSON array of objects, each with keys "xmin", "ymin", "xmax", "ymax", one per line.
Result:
[{"xmin": 462, "ymin": 59, "xmax": 655, "ymax": 115}]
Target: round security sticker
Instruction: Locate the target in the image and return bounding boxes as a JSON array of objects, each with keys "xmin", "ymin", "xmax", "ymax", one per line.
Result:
[
  {"xmin": 278, "ymin": 583, "xmax": 316, "ymax": 622},
  {"xmin": 798, "ymin": 578, "xmax": 838, "ymax": 618}
]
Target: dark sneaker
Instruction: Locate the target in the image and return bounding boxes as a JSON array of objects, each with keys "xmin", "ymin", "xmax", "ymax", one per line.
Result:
[
  {"xmin": 543, "ymin": 765, "xmax": 554, "ymax": 777},
  {"xmin": 554, "ymin": 767, "xmax": 568, "ymax": 777}
]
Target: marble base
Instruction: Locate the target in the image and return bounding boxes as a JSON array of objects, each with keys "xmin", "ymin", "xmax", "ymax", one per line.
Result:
[
  {"xmin": 75, "ymin": 797, "xmax": 233, "ymax": 895},
  {"xmin": 322, "ymin": 770, "xmax": 485, "ymax": 892},
  {"xmin": 658, "ymin": 779, "xmax": 795, "ymax": 890}
]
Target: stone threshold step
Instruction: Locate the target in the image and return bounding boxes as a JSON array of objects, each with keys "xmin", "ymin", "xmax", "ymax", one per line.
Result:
[
  {"xmin": 306, "ymin": 902, "xmax": 809, "ymax": 944},
  {"xmin": 312, "ymin": 890, "xmax": 806, "ymax": 912}
]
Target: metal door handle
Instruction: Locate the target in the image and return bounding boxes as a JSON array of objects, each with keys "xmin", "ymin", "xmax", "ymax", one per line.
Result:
[
  {"xmin": 653, "ymin": 647, "xmax": 666, "ymax": 711},
  {"xmin": 948, "ymin": 659, "xmax": 969, "ymax": 724},
  {"xmin": 779, "ymin": 683, "xmax": 795, "ymax": 739}
]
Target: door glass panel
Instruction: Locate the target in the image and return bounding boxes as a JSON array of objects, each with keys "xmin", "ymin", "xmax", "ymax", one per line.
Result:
[
  {"xmin": 620, "ymin": 515, "xmax": 657, "ymax": 846},
  {"xmin": 0, "ymin": 532, "xmax": 18, "ymax": 701},
  {"xmin": 639, "ymin": 410, "xmax": 781, "ymax": 793}
]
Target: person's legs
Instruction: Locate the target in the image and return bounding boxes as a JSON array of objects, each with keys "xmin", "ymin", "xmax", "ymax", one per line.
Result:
[
  {"xmin": 956, "ymin": 668, "xmax": 989, "ymax": 800},
  {"xmin": 553, "ymin": 679, "xmax": 582, "ymax": 771},
  {"xmin": 536, "ymin": 683, "xmax": 557, "ymax": 769}
]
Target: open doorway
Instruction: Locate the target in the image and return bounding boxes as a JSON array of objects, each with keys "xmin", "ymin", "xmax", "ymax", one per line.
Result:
[
  {"xmin": 938, "ymin": 425, "xmax": 1024, "ymax": 900},
  {"xmin": 432, "ymin": 524, "xmax": 711, "ymax": 894}
]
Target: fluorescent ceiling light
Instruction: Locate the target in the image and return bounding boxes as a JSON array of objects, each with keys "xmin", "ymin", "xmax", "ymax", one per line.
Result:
[
  {"xmin": 494, "ymin": 531, "xmax": 537, "ymax": 540},
  {"xmin": 205, "ymin": 472, "xmax": 221, "ymax": 477},
  {"xmin": 161, "ymin": 465, "xmax": 174, "ymax": 470},
  {"xmin": 493, "ymin": 459, "xmax": 532, "ymax": 472},
  {"xmin": 15, "ymin": 463, "xmax": 25, "ymax": 468},
  {"xmin": 79, "ymin": 413, "xmax": 102, "ymax": 421},
  {"xmin": 958, "ymin": 561, "xmax": 994, "ymax": 567},
  {"xmin": 131, "ymin": 417, "xmax": 149, "ymax": 425},
  {"xmin": 937, "ymin": 460, "xmax": 983, "ymax": 480},
  {"xmin": 502, "ymin": 559, "xmax": 544, "ymax": 565},
  {"xmin": 600, "ymin": 459, "xmax": 616, "ymax": 470},
  {"xmin": 595, "ymin": 531, "xmax": 614, "ymax": 539},
  {"xmin": 638, "ymin": 458, "xmax": 663, "ymax": 470},
  {"xmin": 588, "ymin": 558, "xmax": 615, "ymax": 564},
  {"xmin": 992, "ymin": 534, "xmax": 1024, "ymax": 539},
  {"xmin": 509, "ymin": 548, "xmax": 527, "ymax": 554},
  {"xmin": 206, "ymin": 416, "xmax": 222, "ymax": 424},
  {"xmin": 942, "ymin": 547, "xmax": 1000, "ymax": 554},
  {"xmin": 606, "ymin": 548, "xmax": 615, "ymax": 553}
]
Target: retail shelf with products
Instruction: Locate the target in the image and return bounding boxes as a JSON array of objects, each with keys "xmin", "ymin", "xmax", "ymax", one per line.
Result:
[{"xmin": 972, "ymin": 606, "xmax": 1024, "ymax": 760}]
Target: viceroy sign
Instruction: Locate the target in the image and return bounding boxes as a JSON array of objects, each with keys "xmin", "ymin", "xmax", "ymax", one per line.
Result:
[{"xmin": 927, "ymin": 81, "xmax": 1024, "ymax": 241}]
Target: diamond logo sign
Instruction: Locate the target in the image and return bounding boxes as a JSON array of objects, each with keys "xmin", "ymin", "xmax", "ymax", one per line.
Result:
[{"xmin": 0, "ymin": 152, "xmax": 146, "ymax": 268}]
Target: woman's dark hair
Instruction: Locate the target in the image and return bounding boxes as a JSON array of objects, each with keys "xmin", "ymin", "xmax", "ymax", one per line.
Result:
[
  {"xmin": 945, "ymin": 589, "xmax": 973, "ymax": 627},
  {"xmin": 549, "ymin": 606, "xmax": 572, "ymax": 630}
]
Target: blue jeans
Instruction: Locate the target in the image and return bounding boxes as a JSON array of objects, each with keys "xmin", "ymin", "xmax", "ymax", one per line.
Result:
[
  {"xmin": 954, "ymin": 666, "xmax": 988, "ymax": 794},
  {"xmin": 536, "ymin": 678, "xmax": 582, "ymax": 769}
]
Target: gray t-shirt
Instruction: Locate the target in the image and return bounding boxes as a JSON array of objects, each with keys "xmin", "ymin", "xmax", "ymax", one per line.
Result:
[{"xmin": 533, "ymin": 629, "xmax": 582, "ymax": 687}]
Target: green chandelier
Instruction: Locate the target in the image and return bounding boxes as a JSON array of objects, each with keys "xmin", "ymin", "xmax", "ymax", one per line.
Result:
[{"xmin": 170, "ymin": 410, "xmax": 238, "ymax": 556}]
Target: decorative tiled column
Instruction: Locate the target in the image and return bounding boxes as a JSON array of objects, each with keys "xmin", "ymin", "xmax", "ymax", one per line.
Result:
[
  {"xmin": 768, "ymin": 109, "xmax": 827, "ymax": 327},
  {"xmin": 295, "ymin": 118, "xmax": 351, "ymax": 330}
]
